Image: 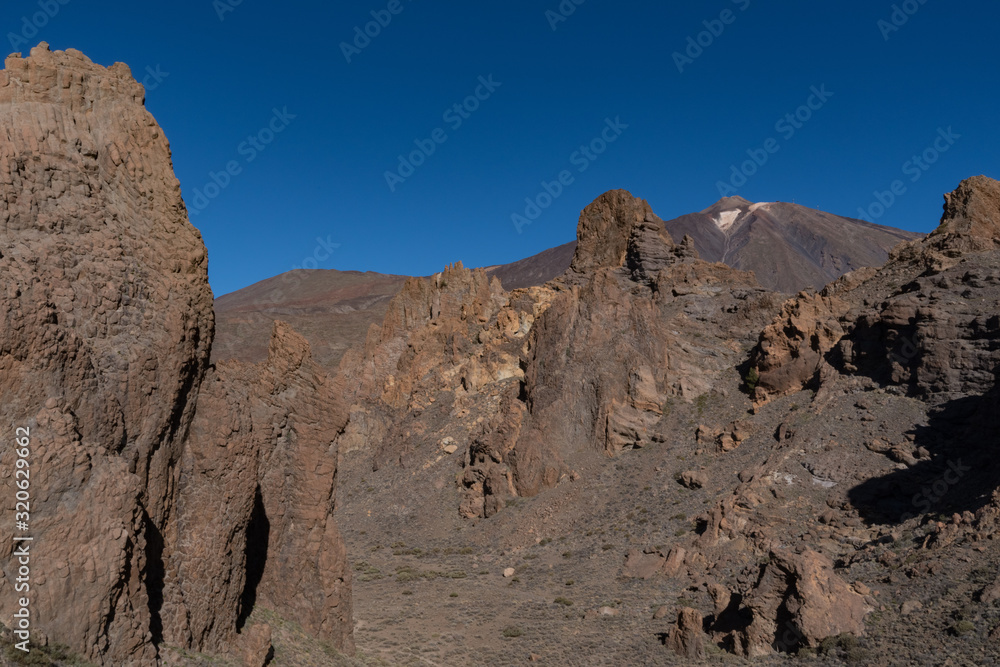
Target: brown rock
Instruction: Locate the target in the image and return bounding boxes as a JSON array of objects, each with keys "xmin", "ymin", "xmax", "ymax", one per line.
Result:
[
  {"xmin": 733, "ymin": 549, "xmax": 868, "ymax": 656},
  {"xmin": 932, "ymin": 174, "xmax": 1000, "ymax": 247},
  {"xmin": 235, "ymin": 624, "xmax": 273, "ymax": 667},
  {"xmin": 569, "ymin": 189, "xmax": 669, "ymax": 274},
  {"xmin": 665, "ymin": 607, "xmax": 705, "ymax": 660},
  {"xmin": 680, "ymin": 470, "xmax": 708, "ymax": 489},
  {"xmin": 0, "ymin": 45, "xmax": 352, "ymax": 664},
  {"xmin": 980, "ymin": 578, "xmax": 1000, "ymax": 605},
  {"xmin": 623, "ymin": 549, "xmax": 666, "ymax": 580},
  {"xmin": 663, "ymin": 547, "xmax": 687, "ymax": 577},
  {"xmin": 751, "ymin": 292, "xmax": 850, "ymax": 404},
  {"xmin": 707, "ymin": 584, "xmax": 732, "ymax": 617}
]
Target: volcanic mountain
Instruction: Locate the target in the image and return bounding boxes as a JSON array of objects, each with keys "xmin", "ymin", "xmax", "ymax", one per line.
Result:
[{"xmin": 663, "ymin": 196, "xmax": 924, "ymax": 292}]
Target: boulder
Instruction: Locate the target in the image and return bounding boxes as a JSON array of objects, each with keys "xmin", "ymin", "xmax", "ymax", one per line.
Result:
[
  {"xmin": 732, "ymin": 549, "xmax": 868, "ymax": 656},
  {"xmin": 665, "ymin": 607, "xmax": 705, "ymax": 660}
]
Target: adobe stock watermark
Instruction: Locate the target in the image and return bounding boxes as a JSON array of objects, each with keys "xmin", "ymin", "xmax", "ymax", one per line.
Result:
[
  {"xmin": 187, "ymin": 107, "xmax": 297, "ymax": 216},
  {"xmin": 716, "ymin": 85, "xmax": 833, "ymax": 197},
  {"xmin": 856, "ymin": 127, "xmax": 959, "ymax": 223},
  {"xmin": 545, "ymin": 0, "xmax": 585, "ymax": 31},
  {"xmin": 672, "ymin": 0, "xmax": 751, "ymax": 73},
  {"xmin": 7, "ymin": 0, "xmax": 71, "ymax": 52},
  {"xmin": 341, "ymin": 0, "xmax": 415, "ymax": 63},
  {"xmin": 245, "ymin": 236, "xmax": 341, "ymax": 310},
  {"xmin": 214, "ymin": 0, "xmax": 244, "ymax": 21},
  {"xmin": 877, "ymin": 0, "xmax": 930, "ymax": 41},
  {"xmin": 898, "ymin": 458, "xmax": 971, "ymax": 522},
  {"xmin": 511, "ymin": 117, "xmax": 628, "ymax": 234},
  {"xmin": 140, "ymin": 65, "xmax": 169, "ymax": 92},
  {"xmin": 384, "ymin": 75, "xmax": 501, "ymax": 192}
]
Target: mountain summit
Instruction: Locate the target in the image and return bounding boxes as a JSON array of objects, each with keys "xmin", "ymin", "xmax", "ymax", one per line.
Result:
[{"xmin": 663, "ymin": 198, "xmax": 923, "ymax": 292}]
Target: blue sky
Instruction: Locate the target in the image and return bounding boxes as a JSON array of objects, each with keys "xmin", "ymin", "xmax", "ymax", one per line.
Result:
[{"xmin": 3, "ymin": 0, "xmax": 997, "ymax": 296}]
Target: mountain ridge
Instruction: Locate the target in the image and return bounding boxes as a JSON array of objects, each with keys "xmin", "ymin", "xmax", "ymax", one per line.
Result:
[{"xmin": 214, "ymin": 200, "xmax": 920, "ymax": 369}]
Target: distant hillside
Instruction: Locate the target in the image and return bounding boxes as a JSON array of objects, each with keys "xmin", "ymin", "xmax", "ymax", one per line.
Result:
[
  {"xmin": 483, "ymin": 241, "xmax": 577, "ymax": 290},
  {"xmin": 213, "ymin": 242, "xmax": 577, "ymax": 368},
  {"xmin": 213, "ymin": 270, "xmax": 408, "ymax": 369},
  {"xmin": 663, "ymin": 197, "xmax": 924, "ymax": 292}
]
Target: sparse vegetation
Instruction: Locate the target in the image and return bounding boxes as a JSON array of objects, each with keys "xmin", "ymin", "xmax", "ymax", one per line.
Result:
[{"xmin": 951, "ymin": 620, "xmax": 975, "ymax": 636}]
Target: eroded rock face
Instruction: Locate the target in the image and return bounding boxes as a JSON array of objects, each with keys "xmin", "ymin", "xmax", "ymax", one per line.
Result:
[
  {"xmin": 0, "ymin": 43, "xmax": 213, "ymax": 664},
  {"xmin": 730, "ymin": 550, "xmax": 868, "ymax": 656},
  {"xmin": 468, "ymin": 192, "xmax": 774, "ymax": 511},
  {"xmin": 334, "ymin": 189, "xmax": 778, "ymax": 520},
  {"xmin": 569, "ymin": 189, "xmax": 663, "ymax": 275},
  {"xmin": 929, "ymin": 174, "xmax": 1000, "ymax": 249},
  {"xmin": 750, "ymin": 176, "xmax": 1000, "ymax": 406},
  {"xmin": 0, "ymin": 45, "xmax": 351, "ymax": 664},
  {"xmin": 751, "ymin": 292, "xmax": 850, "ymax": 404},
  {"xmin": 665, "ymin": 607, "xmax": 705, "ymax": 659},
  {"xmin": 165, "ymin": 322, "xmax": 352, "ymax": 654}
]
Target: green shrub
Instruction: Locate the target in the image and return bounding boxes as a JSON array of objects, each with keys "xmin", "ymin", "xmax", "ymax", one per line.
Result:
[{"xmin": 952, "ymin": 621, "xmax": 975, "ymax": 636}]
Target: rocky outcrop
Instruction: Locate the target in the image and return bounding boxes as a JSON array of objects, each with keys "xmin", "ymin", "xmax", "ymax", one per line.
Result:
[
  {"xmin": 0, "ymin": 45, "xmax": 351, "ymax": 664},
  {"xmin": 165, "ymin": 322, "xmax": 352, "ymax": 654},
  {"xmin": 664, "ymin": 607, "xmax": 705, "ymax": 659},
  {"xmin": 729, "ymin": 549, "xmax": 868, "ymax": 656},
  {"xmin": 569, "ymin": 189, "xmax": 662, "ymax": 275},
  {"xmin": 461, "ymin": 192, "xmax": 779, "ymax": 514},
  {"xmin": 927, "ymin": 174, "xmax": 1000, "ymax": 250},
  {"xmin": 751, "ymin": 292, "xmax": 850, "ymax": 404},
  {"xmin": 332, "ymin": 189, "xmax": 778, "ymax": 519},
  {"xmin": 750, "ymin": 176, "xmax": 1000, "ymax": 406}
]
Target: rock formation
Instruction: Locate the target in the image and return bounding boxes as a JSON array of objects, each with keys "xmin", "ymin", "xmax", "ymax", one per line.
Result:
[
  {"xmin": 751, "ymin": 175, "xmax": 1000, "ymax": 407},
  {"xmin": 213, "ymin": 242, "xmax": 579, "ymax": 371},
  {"xmin": 0, "ymin": 44, "xmax": 351, "ymax": 665},
  {"xmin": 728, "ymin": 549, "xmax": 868, "ymax": 656},
  {"xmin": 664, "ymin": 606, "xmax": 705, "ymax": 659},
  {"xmin": 332, "ymin": 189, "xmax": 778, "ymax": 521},
  {"xmin": 326, "ymin": 176, "xmax": 1000, "ymax": 665}
]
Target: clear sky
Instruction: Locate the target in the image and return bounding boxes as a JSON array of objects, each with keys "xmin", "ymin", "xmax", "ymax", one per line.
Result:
[{"xmin": 3, "ymin": 0, "xmax": 997, "ymax": 296}]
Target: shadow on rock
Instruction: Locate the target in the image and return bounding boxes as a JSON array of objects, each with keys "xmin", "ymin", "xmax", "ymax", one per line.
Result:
[{"xmin": 849, "ymin": 379, "xmax": 1000, "ymax": 525}]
